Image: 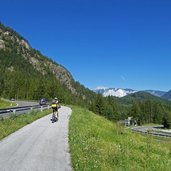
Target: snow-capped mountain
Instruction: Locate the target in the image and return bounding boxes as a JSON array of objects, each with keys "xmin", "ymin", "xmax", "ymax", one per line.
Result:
[
  {"xmin": 95, "ymin": 87, "xmax": 166, "ymax": 98},
  {"xmin": 95, "ymin": 87, "xmax": 137, "ymax": 97}
]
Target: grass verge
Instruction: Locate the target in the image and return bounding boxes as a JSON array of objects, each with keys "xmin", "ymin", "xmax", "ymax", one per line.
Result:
[
  {"xmin": 69, "ymin": 106, "xmax": 171, "ymax": 171},
  {"xmin": 0, "ymin": 98, "xmax": 16, "ymax": 108},
  {"xmin": 0, "ymin": 109, "xmax": 51, "ymax": 140}
]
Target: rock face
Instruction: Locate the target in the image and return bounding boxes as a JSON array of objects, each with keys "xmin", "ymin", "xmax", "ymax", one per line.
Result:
[
  {"xmin": 20, "ymin": 39, "xmax": 30, "ymax": 49},
  {"xmin": 47, "ymin": 62, "xmax": 76, "ymax": 93},
  {"xmin": 0, "ymin": 39, "xmax": 5, "ymax": 49},
  {"xmin": 0, "ymin": 23, "xmax": 76, "ymax": 94}
]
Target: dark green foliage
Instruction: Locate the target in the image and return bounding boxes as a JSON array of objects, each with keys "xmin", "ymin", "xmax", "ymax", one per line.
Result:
[
  {"xmin": 162, "ymin": 113, "xmax": 171, "ymax": 129},
  {"xmin": 89, "ymin": 91, "xmax": 171, "ymax": 126},
  {"xmin": 89, "ymin": 94, "xmax": 123, "ymax": 121},
  {"xmin": 1, "ymin": 23, "xmax": 171, "ymax": 127},
  {"xmin": 0, "ymin": 23, "xmax": 96, "ymax": 108},
  {"xmin": 125, "ymin": 93, "xmax": 171, "ymax": 126},
  {"xmin": 162, "ymin": 117, "xmax": 170, "ymax": 129},
  {"xmin": 1, "ymin": 49, "xmax": 57, "ymax": 100}
]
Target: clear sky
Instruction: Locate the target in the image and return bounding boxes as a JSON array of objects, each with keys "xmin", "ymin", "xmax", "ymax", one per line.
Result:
[{"xmin": 1, "ymin": 0, "xmax": 171, "ymax": 91}]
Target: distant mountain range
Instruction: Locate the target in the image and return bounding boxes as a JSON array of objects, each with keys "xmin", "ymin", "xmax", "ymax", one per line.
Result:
[
  {"xmin": 144, "ymin": 90, "xmax": 166, "ymax": 97},
  {"xmin": 162, "ymin": 90, "xmax": 171, "ymax": 100},
  {"xmin": 0, "ymin": 22, "xmax": 171, "ymax": 110},
  {"xmin": 94, "ymin": 87, "xmax": 170, "ymax": 99},
  {"xmin": 1, "ymin": 22, "xmax": 171, "ymax": 127}
]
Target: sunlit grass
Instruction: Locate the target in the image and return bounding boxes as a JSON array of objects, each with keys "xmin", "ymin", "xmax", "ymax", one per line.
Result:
[
  {"xmin": 69, "ymin": 106, "xmax": 171, "ymax": 171},
  {"xmin": 0, "ymin": 109, "xmax": 51, "ymax": 140},
  {"xmin": 0, "ymin": 98, "xmax": 16, "ymax": 108}
]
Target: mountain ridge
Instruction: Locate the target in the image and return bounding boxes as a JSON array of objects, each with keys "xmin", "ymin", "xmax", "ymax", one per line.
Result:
[
  {"xmin": 162, "ymin": 90, "xmax": 171, "ymax": 101},
  {"xmin": 94, "ymin": 87, "xmax": 167, "ymax": 98},
  {"xmin": 1, "ymin": 23, "xmax": 171, "ymax": 127},
  {"xmin": 0, "ymin": 23, "xmax": 95, "ymax": 104},
  {"xmin": 0, "ymin": 23, "xmax": 75, "ymax": 93}
]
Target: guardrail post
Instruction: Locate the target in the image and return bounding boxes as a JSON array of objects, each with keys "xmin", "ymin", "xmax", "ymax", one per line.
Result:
[
  {"xmin": 48, "ymin": 105, "xmax": 50, "ymax": 109},
  {"xmin": 13, "ymin": 109, "xmax": 16, "ymax": 114},
  {"xmin": 41, "ymin": 106, "xmax": 43, "ymax": 112},
  {"xmin": 31, "ymin": 107, "xmax": 33, "ymax": 111}
]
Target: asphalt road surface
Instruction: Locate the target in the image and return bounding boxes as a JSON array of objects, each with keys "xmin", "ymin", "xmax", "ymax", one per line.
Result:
[
  {"xmin": 0, "ymin": 106, "xmax": 72, "ymax": 171},
  {"xmin": 15, "ymin": 100, "xmax": 39, "ymax": 107},
  {"xmin": 131, "ymin": 125, "xmax": 171, "ymax": 137}
]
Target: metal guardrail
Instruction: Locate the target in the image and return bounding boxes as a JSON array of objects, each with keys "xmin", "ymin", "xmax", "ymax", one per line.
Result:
[
  {"xmin": 131, "ymin": 126, "xmax": 171, "ymax": 138},
  {"xmin": 0, "ymin": 104, "xmax": 50, "ymax": 118}
]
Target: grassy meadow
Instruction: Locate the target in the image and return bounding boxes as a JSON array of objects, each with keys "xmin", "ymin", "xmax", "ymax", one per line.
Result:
[
  {"xmin": 0, "ymin": 109, "xmax": 51, "ymax": 140},
  {"xmin": 69, "ymin": 106, "xmax": 171, "ymax": 171},
  {"xmin": 0, "ymin": 98, "xmax": 16, "ymax": 108}
]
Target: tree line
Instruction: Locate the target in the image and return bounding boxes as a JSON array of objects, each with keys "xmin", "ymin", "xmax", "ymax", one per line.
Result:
[
  {"xmin": 1, "ymin": 47, "xmax": 171, "ymax": 128},
  {"xmin": 89, "ymin": 93, "xmax": 171, "ymax": 128},
  {"xmin": 1, "ymin": 22, "xmax": 171, "ymax": 128}
]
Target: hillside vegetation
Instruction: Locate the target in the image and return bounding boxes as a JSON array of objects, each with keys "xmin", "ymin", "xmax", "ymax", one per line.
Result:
[
  {"xmin": 0, "ymin": 98, "xmax": 15, "ymax": 108},
  {"xmin": 0, "ymin": 23, "xmax": 95, "ymax": 107},
  {"xmin": 69, "ymin": 106, "xmax": 171, "ymax": 171},
  {"xmin": 0, "ymin": 109, "xmax": 51, "ymax": 140},
  {"xmin": 1, "ymin": 23, "xmax": 171, "ymax": 127},
  {"xmin": 90, "ymin": 92, "xmax": 171, "ymax": 128}
]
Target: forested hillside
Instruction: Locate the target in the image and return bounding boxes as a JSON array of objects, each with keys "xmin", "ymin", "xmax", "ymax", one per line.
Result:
[
  {"xmin": 0, "ymin": 23, "xmax": 171, "ymax": 127},
  {"xmin": 0, "ymin": 23, "xmax": 95, "ymax": 106},
  {"xmin": 90, "ymin": 92, "xmax": 171, "ymax": 128},
  {"xmin": 122, "ymin": 92, "xmax": 171, "ymax": 126}
]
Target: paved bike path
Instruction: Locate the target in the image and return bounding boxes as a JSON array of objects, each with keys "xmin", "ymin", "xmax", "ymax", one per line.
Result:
[{"xmin": 0, "ymin": 106, "xmax": 72, "ymax": 171}]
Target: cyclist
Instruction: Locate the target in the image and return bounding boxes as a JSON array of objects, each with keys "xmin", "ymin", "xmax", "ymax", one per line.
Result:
[{"xmin": 51, "ymin": 97, "xmax": 60, "ymax": 122}]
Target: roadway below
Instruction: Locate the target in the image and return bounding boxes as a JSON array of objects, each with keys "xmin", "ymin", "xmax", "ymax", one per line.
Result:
[
  {"xmin": 14, "ymin": 100, "xmax": 39, "ymax": 107},
  {"xmin": 131, "ymin": 125, "xmax": 171, "ymax": 138}
]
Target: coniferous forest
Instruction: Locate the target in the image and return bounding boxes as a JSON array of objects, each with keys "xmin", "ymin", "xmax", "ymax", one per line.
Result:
[{"xmin": 0, "ymin": 23, "xmax": 171, "ymax": 128}]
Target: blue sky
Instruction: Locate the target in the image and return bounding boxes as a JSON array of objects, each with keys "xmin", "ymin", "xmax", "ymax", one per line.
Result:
[{"xmin": 1, "ymin": 0, "xmax": 171, "ymax": 91}]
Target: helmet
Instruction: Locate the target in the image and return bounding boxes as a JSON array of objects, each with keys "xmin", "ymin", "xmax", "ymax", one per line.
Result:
[{"xmin": 54, "ymin": 97, "xmax": 58, "ymax": 100}]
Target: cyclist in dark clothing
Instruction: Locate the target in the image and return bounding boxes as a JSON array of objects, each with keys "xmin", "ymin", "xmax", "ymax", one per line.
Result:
[{"xmin": 51, "ymin": 97, "xmax": 60, "ymax": 121}]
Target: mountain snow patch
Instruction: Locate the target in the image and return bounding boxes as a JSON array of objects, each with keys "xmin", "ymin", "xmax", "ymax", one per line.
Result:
[
  {"xmin": 95, "ymin": 87, "xmax": 137, "ymax": 97},
  {"xmin": 103, "ymin": 89, "xmax": 127, "ymax": 97}
]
